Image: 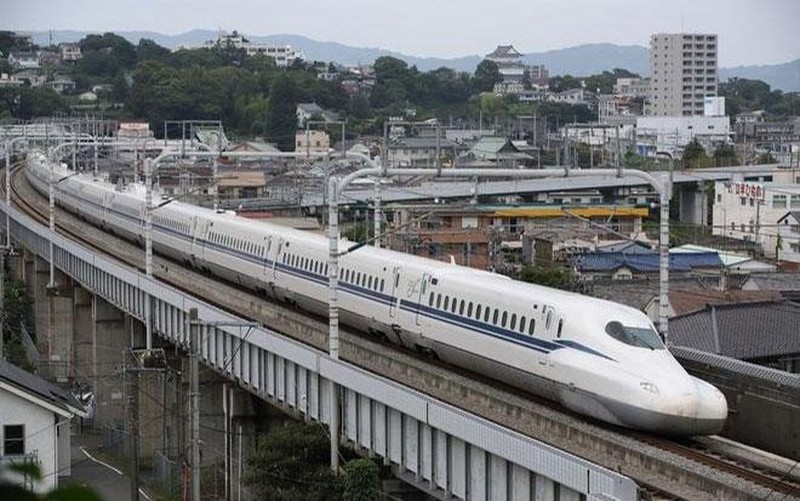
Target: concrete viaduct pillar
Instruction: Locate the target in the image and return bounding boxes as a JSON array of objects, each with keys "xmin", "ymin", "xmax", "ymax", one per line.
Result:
[{"xmin": 677, "ymin": 182, "xmax": 709, "ymax": 226}]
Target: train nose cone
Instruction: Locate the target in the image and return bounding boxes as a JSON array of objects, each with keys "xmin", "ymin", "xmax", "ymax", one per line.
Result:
[{"xmin": 691, "ymin": 378, "xmax": 728, "ymax": 435}]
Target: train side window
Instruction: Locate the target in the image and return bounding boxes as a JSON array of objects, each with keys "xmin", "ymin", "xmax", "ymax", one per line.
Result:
[
  {"xmin": 510, "ymin": 314, "xmax": 517, "ymax": 330},
  {"xmin": 557, "ymin": 319, "xmax": 564, "ymax": 338},
  {"xmin": 546, "ymin": 311, "xmax": 552, "ymax": 330},
  {"xmin": 484, "ymin": 306, "xmax": 490, "ymax": 322},
  {"xmin": 325, "ymin": 264, "xmax": 329, "ymax": 276},
  {"xmin": 467, "ymin": 302, "xmax": 473, "ymax": 317},
  {"xmin": 492, "ymin": 309, "xmax": 499, "ymax": 325},
  {"xmin": 520, "ymin": 316, "xmax": 526, "ymax": 333},
  {"xmin": 475, "ymin": 304, "xmax": 481, "ymax": 320},
  {"xmin": 436, "ymin": 294, "xmax": 442, "ymax": 308},
  {"xmin": 443, "ymin": 296, "xmax": 450, "ymax": 311},
  {"xmin": 459, "ymin": 300, "xmax": 465, "ymax": 315},
  {"xmin": 395, "ymin": 274, "xmax": 400, "ymax": 287},
  {"xmin": 501, "ymin": 311, "xmax": 508, "ymax": 327},
  {"xmin": 428, "ymin": 292, "xmax": 434, "ymax": 306},
  {"xmin": 356, "ymin": 272, "xmax": 361, "ymax": 285},
  {"xmin": 528, "ymin": 319, "xmax": 536, "ymax": 335},
  {"xmin": 380, "ymin": 279, "xmax": 385, "ymax": 292},
  {"xmin": 368, "ymin": 276, "xmax": 373, "ymax": 289}
]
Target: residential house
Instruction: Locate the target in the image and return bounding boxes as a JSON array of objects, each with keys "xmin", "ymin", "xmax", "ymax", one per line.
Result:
[
  {"xmin": 8, "ymin": 51, "xmax": 39, "ymax": 71},
  {"xmin": 549, "ymin": 88, "xmax": 595, "ymax": 106},
  {"xmin": 777, "ymin": 211, "xmax": 800, "ymax": 262},
  {"xmin": 217, "ymin": 171, "xmax": 267, "ymax": 200},
  {"xmin": 572, "ymin": 247, "xmax": 723, "ymax": 281},
  {"xmin": 36, "ymin": 50, "xmax": 60, "ymax": 69},
  {"xmin": 296, "ymin": 103, "xmax": 336, "ymax": 126},
  {"xmin": 387, "ymin": 136, "xmax": 457, "ymax": 167},
  {"xmin": 295, "ymin": 130, "xmax": 330, "ymax": 156},
  {"xmin": 0, "ymin": 360, "xmax": 86, "ymax": 493},
  {"xmin": 10, "ymin": 70, "xmax": 45, "ymax": 87},
  {"xmin": 668, "ymin": 300, "xmax": 800, "ymax": 373},
  {"xmin": 59, "ymin": 43, "xmax": 82, "ymax": 63},
  {"xmin": 460, "ymin": 136, "xmax": 530, "ymax": 166},
  {"xmin": 45, "ymin": 76, "xmax": 76, "ymax": 94},
  {"xmin": 0, "ymin": 74, "xmax": 22, "ymax": 88}
]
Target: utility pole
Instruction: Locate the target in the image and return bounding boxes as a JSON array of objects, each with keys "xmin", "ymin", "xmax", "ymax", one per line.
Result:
[
  {"xmin": 124, "ymin": 347, "xmax": 166, "ymax": 501},
  {"xmin": 189, "ymin": 308, "xmax": 201, "ymax": 501},
  {"xmin": 126, "ymin": 353, "xmax": 140, "ymax": 501}
]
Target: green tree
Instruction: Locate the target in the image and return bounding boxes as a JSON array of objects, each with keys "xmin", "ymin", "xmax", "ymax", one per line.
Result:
[
  {"xmin": 373, "ymin": 56, "xmax": 411, "ymax": 81},
  {"xmin": 245, "ymin": 422, "xmax": 340, "ymax": 500},
  {"xmin": 342, "ymin": 459, "xmax": 380, "ymax": 501},
  {"xmin": 682, "ymin": 139, "xmax": 709, "ymax": 168},
  {"xmin": 548, "ymin": 75, "xmax": 582, "ymax": 93},
  {"xmin": 712, "ymin": 143, "xmax": 738, "ymax": 167},
  {"xmin": 76, "ymin": 32, "xmax": 137, "ymax": 79},
  {"xmin": 2, "ymin": 279, "xmax": 36, "ymax": 370},
  {"xmin": 5, "ymin": 87, "xmax": 69, "ymax": 120},
  {"xmin": 472, "ymin": 60, "xmax": 501, "ymax": 93},
  {"xmin": 265, "ymin": 74, "xmax": 298, "ymax": 151},
  {"xmin": 0, "ymin": 460, "xmax": 101, "ymax": 500},
  {"xmin": 136, "ymin": 38, "xmax": 171, "ymax": 63},
  {"xmin": 517, "ymin": 264, "xmax": 578, "ymax": 292},
  {"xmin": 755, "ymin": 152, "xmax": 777, "ymax": 164}
]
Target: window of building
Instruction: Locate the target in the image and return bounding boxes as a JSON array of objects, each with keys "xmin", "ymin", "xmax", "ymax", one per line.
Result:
[
  {"xmin": 791, "ymin": 195, "xmax": 800, "ymax": 208},
  {"xmin": 741, "ymin": 197, "xmax": 747, "ymax": 206},
  {"xmin": 3, "ymin": 424, "xmax": 24, "ymax": 455},
  {"xmin": 773, "ymin": 194, "xmax": 787, "ymax": 209}
]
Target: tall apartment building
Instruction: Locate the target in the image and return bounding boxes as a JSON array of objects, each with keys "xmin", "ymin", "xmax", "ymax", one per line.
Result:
[{"xmin": 648, "ymin": 33, "xmax": 718, "ymax": 116}]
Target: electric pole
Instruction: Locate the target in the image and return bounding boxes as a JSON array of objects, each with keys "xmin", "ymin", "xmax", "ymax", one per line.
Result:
[{"xmin": 189, "ymin": 308, "xmax": 201, "ymax": 501}]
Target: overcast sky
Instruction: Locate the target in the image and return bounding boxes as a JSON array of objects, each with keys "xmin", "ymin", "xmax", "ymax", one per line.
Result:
[{"xmin": 5, "ymin": 0, "xmax": 799, "ymax": 67}]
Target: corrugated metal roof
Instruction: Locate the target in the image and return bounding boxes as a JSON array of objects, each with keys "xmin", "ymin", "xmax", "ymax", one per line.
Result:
[{"xmin": 670, "ymin": 300, "xmax": 800, "ymax": 360}]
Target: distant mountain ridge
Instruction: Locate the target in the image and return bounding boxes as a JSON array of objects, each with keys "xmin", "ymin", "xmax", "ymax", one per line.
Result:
[{"xmin": 24, "ymin": 30, "xmax": 800, "ymax": 91}]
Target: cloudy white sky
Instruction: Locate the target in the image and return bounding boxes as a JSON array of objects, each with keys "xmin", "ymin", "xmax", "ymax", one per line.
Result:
[{"xmin": 5, "ymin": 0, "xmax": 799, "ymax": 67}]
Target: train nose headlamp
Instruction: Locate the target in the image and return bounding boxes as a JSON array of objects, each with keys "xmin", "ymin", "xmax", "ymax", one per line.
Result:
[{"xmin": 639, "ymin": 381, "xmax": 660, "ymax": 395}]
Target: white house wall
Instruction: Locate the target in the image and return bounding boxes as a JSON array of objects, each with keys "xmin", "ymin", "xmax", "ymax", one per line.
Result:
[{"xmin": 0, "ymin": 388, "xmax": 60, "ymax": 493}]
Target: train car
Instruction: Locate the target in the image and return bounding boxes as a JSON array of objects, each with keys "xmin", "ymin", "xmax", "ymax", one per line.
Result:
[{"xmin": 26, "ymin": 151, "xmax": 728, "ymax": 435}]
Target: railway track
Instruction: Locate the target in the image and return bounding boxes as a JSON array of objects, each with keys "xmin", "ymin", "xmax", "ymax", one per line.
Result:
[
  {"xmin": 6, "ymin": 162, "xmax": 800, "ymax": 500},
  {"xmin": 639, "ymin": 434, "xmax": 800, "ymax": 499}
]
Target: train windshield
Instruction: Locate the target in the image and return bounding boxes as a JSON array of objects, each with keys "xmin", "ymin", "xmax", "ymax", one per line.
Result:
[{"xmin": 604, "ymin": 321, "xmax": 665, "ymax": 350}]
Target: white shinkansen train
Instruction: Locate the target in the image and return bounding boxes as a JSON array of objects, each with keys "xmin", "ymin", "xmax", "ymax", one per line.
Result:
[{"xmin": 26, "ymin": 151, "xmax": 727, "ymax": 435}]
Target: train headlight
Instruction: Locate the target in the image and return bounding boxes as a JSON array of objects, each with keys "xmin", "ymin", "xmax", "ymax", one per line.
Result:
[{"xmin": 640, "ymin": 381, "xmax": 660, "ymax": 395}]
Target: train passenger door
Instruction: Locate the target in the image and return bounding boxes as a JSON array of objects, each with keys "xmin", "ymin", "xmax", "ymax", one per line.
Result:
[
  {"xmin": 543, "ymin": 305, "xmax": 564, "ymax": 339},
  {"xmin": 189, "ymin": 217, "xmax": 203, "ymax": 264},
  {"xmin": 415, "ymin": 273, "xmax": 432, "ymax": 326},
  {"xmin": 263, "ymin": 236, "xmax": 273, "ymax": 276},
  {"xmin": 273, "ymin": 238, "xmax": 285, "ymax": 278},
  {"xmin": 388, "ymin": 266, "xmax": 401, "ymax": 318}
]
